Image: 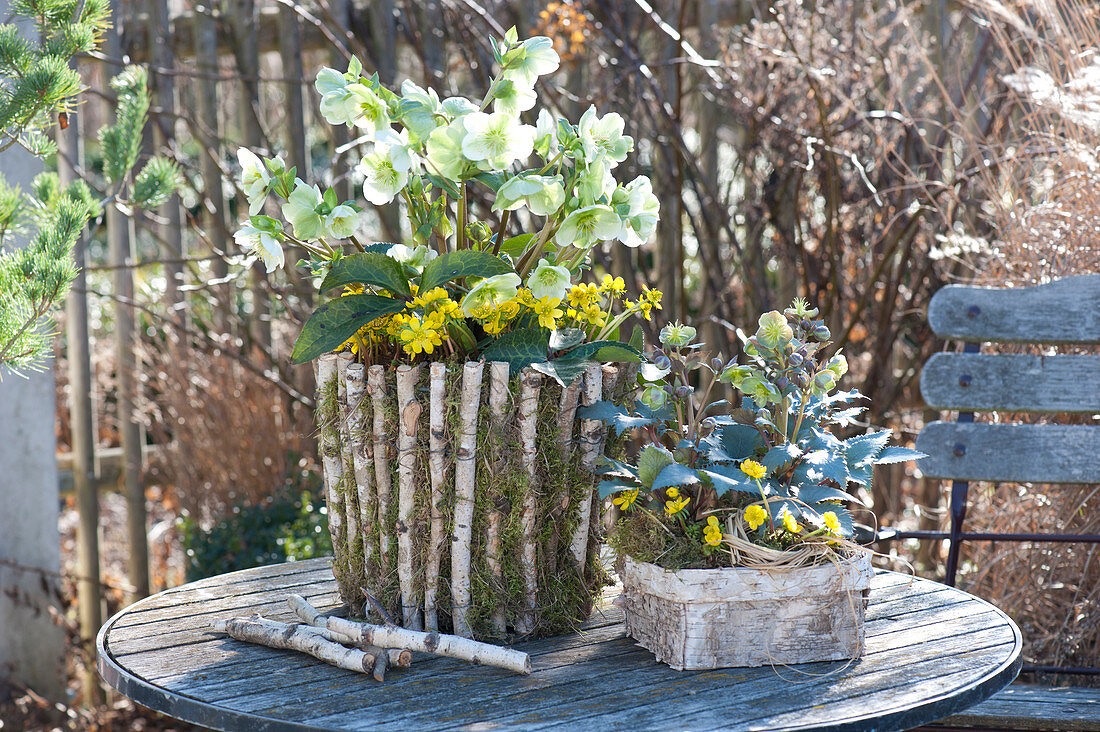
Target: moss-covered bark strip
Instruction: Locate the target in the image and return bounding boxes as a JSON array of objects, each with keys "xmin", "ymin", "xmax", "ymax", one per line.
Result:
[
  {"xmin": 423, "ymin": 362, "xmax": 450, "ymax": 632},
  {"xmin": 395, "ymin": 363, "xmax": 423, "ymax": 630},
  {"xmin": 484, "ymin": 361, "xmax": 512, "ymax": 636},
  {"xmin": 337, "ymin": 353, "xmax": 364, "ymax": 595},
  {"xmin": 346, "ymin": 363, "xmax": 377, "ymax": 614},
  {"xmin": 316, "ymin": 354, "xmax": 352, "ymax": 602}
]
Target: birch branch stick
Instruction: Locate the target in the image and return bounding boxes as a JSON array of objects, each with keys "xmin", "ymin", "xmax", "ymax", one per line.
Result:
[
  {"xmin": 345, "ymin": 364, "xmax": 376, "ymax": 589},
  {"xmin": 212, "ymin": 615, "xmax": 376, "ymax": 675},
  {"xmin": 367, "ymin": 365, "xmax": 392, "ymax": 574},
  {"xmin": 515, "ymin": 369, "xmax": 542, "ymax": 635},
  {"xmin": 451, "ymin": 360, "xmax": 484, "ymax": 638},
  {"xmin": 288, "ymin": 594, "xmax": 531, "ymax": 674},
  {"xmin": 316, "ymin": 354, "xmax": 347, "ymax": 579},
  {"xmin": 486, "ymin": 361, "xmax": 511, "ymax": 636},
  {"xmin": 423, "ymin": 362, "xmax": 449, "ymax": 632},
  {"xmin": 395, "ymin": 363, "xmax": 423, "ymax": 630},
  {"xmin": 336, "ymin": 353, "xmax": 361, "ymax": 574},
  {"xmin": 568, "ymin": 363, "xmax": 606, "ymax": 571}
]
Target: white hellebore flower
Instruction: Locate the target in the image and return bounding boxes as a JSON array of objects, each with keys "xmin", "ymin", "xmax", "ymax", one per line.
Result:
[
  {"xmin": 398, "ymin": 79, "xmax": 443, "ymax": 143},
  {"xmin": 460, "ymin": 273, "xmax": 521, "ymax": 316},
  {"xmin": 281, "ymin": 179, "xmax": 325, "ymax": 240},
  {"xmin": 555, "ymin": 204, "xmax": 622, "ymax": 248},
  {"xmin": 359, "ymin": 146, "xmax": 409, "ymax": 206},
  {"xmin": 614, "ymin": 176, "xmax": 660, "ymax": 247},
  {"xmin": 386, "ymin": 243, "xmax": 438, "ymax": 272},
  {"xmin": 425, "ymin": 117, "xmax": 469, "ymax": 181},
  {"xmin": 494, "ymin": 174, "xmax": 566, "ymax": 217},
  {"xmin": 348, "ymin": 83, "xmax": 392, "ymax": 137},
  {"xmin": 578, "ymin": 106, "xmax": 634, "ymax": 166},
  {"xmin": 534, "ymin": 108, "xmax": 559, "ymax": 158},
  {"xmin": 575, "ymin": 158, "xmax": 616, "ymax": 206},
  {"xmin": 502, "ymin": 36, "xmax": 561, "ymax": 86},
  {"xmin": 461, "ymin": 111, "xmax": 535, "ymax": 171},
  {"xmin": 316, "ymin": 68, "xmax": 360, "ymax": 126},
  {"xmin": 525, "ymin": 259, "xmax": 571, "ymax": 301},
  {"xmin": 325, "ymin": 204, "xmax": 359, "ymax": 240},
  {"xmin": 492, "ymin": 78, "xmax": 537, "ymax": 116},
  {"xmin": 234, "ymin": 225, "xmax": 284, "ymax": 273},
  {"xmin": 236, "ymin": 148, "xmax": 270, "ymax": 216}
]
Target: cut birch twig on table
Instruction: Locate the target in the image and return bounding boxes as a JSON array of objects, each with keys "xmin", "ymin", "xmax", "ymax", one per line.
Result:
[
  {"xmin": 288, "ymin": 594, "xmax": 531, "ymax": 675},
  {"xmin": 212, "ymin": 615, "xmax": 378, "ymax": 675}
]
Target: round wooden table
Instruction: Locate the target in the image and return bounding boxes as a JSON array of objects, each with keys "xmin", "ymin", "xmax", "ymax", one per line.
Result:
[{"xmin": 97, "ymin": 557, "xmax": 1021, "ymax": 731}]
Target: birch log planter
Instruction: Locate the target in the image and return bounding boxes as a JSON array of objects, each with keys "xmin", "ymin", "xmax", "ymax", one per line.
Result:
[
  {"xmin": 314, "ymin": 354, "xmax": 630, "ymax": 640},
  {"xmin": 619, "ymin": 552, "xmax": 874, "ymax": 670}
]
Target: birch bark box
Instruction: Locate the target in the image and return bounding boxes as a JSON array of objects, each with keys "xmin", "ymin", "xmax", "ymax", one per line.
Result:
[
  {"xmin": 314, "ymin": 352, "xmax": 629, "ymax": 640},
  {"xmin": 619, "ymin": 553, "xmax": 874, "ymax": 670}
]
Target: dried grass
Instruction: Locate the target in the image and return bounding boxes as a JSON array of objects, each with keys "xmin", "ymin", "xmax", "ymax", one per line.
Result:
[{"xmin": 137, "ymin": 330, "xmax": 314, "ymax": 525}]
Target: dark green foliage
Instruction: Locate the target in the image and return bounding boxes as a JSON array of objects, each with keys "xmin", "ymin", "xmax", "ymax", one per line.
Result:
[{"xmin": 179, "ymin": 478, "xmax": 332, "ymax": 582}]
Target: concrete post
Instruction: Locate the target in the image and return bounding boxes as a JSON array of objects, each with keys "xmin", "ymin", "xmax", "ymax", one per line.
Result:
[{"xmin": 0, "ymin": 13, "xmax": 67, "ymax": 691}]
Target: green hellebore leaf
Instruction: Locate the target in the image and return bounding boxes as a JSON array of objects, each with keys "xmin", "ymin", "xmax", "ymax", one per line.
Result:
[
  {"xmin": 873, "ymin": 446, "xmax": 927, "ymax": 465},
  {"xmin": 425, "ymin": 173, "xmax": 461, "ymax": 199},
  {"xmin": 598, "ymin": 479, "xmax": 638, "ymax": 500},
  {"xmin": 480, "ymin": 327, "xmax": 550, "ymax": 372},
  {"xmin": 531, "ymin": 358, "xmax": 588, "ymax": 387},
  {"xmin": 499, "ymin": 233, "xmax": 536, "ymax": 259},
  {"xmin": 549, "ymin": 327, "xmax": 586, "ymax": 351},
  {"xmin": 576, "ymin": 401, "xmax": 657, "ymax": 435},
  {"xmin": 291, "ymin": 294, "xmax": 406, "ymax": 363},
  {"xmin": 565, "ymin": 340, "xmax": 641, "ymax": 362},
  {"xmin": 651, "ymin": 463, "xmax": 702, "ymax": 491},
  {"xmin": 419, "ymin": 250, "xmax": 514, "ymax": 293},
  {"xmin": 637, "ymin": 444, "xmax": 674, "ymax": 488},
  {"xmin": 797, "ymin": 484, "xmax": 866, "ymax": 507},
  {"xmin": 844, "ymin": 430, "xmax": 892, "ymax": 468},
  {"xmin": 319, "ymin": 252, "xmax": 412, "ymax": 297},
  {"xmin": 628, "ymin": 325, "xmax": 645, "ymax": 352}
]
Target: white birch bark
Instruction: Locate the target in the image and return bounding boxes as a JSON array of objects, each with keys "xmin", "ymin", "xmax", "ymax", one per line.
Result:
[
  {"xmin": 450, "ymin": 360, "xmax": 484, "ymax": 638},
  {"xmin": 515, "ymin": 369, "xmax": 542, "ymax": 635},
  {"xmin": 568, "ymin": 363, "xmax": 606, "ymax": 571},
  {"xmin": 345, "ymin": 364, "xmax": 375, "ymax": 584},
  {"xmin": 212, "ymin": 615, "xmax": 377, "ymax": 675},
  {"xmin": 367, "ymin": 365, "xmax": 392, "ymax": 572},
  {"xmin": 316, "ymin": 355, "xmax": 346, "ymax": 576},
  {"xmin": 288, "ymin": 594, "xmax": 531, "ymax": 674},
  {"xmin": 336, "ymin": 353, "xmax": 360, "ymax": 567},
  {"xmin": 423, "ymin": 362, "xmax": 448, "ymax": 632},
  {"xmin": 395, "ymin": 363, "xmax": 422, "ymax": 630},
  {"xmin": 485, "ymin": 361, "xmax": 510, "ymax": 636}
]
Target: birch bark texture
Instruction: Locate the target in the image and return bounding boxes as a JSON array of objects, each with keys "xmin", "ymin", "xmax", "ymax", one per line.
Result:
[{"xmin": 315, "ymin": 361, "xmax": 631, "ymax": 640}]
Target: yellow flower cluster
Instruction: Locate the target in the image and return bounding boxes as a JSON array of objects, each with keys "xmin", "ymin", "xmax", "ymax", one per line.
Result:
[
  {"xmin": 703, "ymin": 515, "xmax": 723, "ymax": 547},
  {"xmin": 624, "ymin": 284, "xmax": 663, "ymax": 322},
  {"xmin": 394, "ymin": 311, "xmax": 446, "ymax": 356},
  {"xmin": 612, "ymin": 488, "xmax": 638, "ymax": 511},
  {"xmin": 781, "ymin": 511, "xmax": 801, "ymax": 534},
  {"xmin": 663, "ymin": 487, "xmax": 690, "ymax": 516},
  {"xmin": 823, "ymin": 511, "xmax": 841, "ymax": 534},
  {"xmin": 743, "ymin": 504, "xmax": 767, "ymax": 531},
  {"xmin": 740, "ymin": 459, "xmax": 767, "ymax": 481}
]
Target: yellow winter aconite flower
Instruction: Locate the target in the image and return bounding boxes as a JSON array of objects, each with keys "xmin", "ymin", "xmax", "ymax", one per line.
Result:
[
  {"xmin": 579, "ymin": 303, "xmax": 608, "ymax": 328},
  {"xmin": 782, "ymin": 511, "xmax": 801, "ymax": 534},
  {"xmin": 744, "ymin": 504, "xmax": 767, "ymax": 531},
  {"xmin": 531, "ymin": 296, "xmax": 564, "ymax": 330},
  {"xmin": 626, "ymin": 285, "xmax": 663, "ymax": 321},
  {"xmin": 666, "ymin": 487, "xmax": 679, "ymax": 499},
  {"xmin": 398, "ymin": 312, "xmax": 445, "ymax": 356},
  {"xmin": 703, "ymin": 515, "xmax": 723, "ymax": 546},
  {"xmin": 823, "ymin": 511, "xmax": 841, "ymax": 534},
  {"xmin": 567, "ymin": 282, "xmax": 600, "ymax": 309},
  {"xmin": 612, "ymin": 489, "xmax": 638, "ymax": 510},
  {"xmin": 740, "ymin": 459, "xmax": 767, "ymax": 480},
  {"xmin": 664, "ymin": 495, "xmax": 690, "ymax": 516},
  {"xmin": 600, "ymin": 274, "xmax": 625, "ymax": 296}
]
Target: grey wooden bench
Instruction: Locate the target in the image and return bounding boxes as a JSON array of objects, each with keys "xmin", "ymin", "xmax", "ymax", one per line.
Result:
[{"xmin": 891, "ymin": 275, "xmax": 1100, "ymax": 731}]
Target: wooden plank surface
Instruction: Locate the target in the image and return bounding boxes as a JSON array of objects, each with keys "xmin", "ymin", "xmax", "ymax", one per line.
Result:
[
  {"xmin": 916, "ymin": 422, "xmax": 1100, "ymax": 483},
  {"xmin": 939, "ymin": 683, "xmax": 1100, "ymax": 731},
  {"xmin": 98, "ymin": 558, "xmax": 1021, "ymax": 732},
  {"xmin": 928, "ymin": 275, "xmax": 1100, "ymax": 344},
  {"xmin": 921, "ymin": 353, "xmax": 1100, "ymax": 413}
]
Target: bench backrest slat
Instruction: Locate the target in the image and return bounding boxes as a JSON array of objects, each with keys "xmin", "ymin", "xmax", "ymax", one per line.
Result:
[
  {"xmin": 917, "ymin": 422, "xmax": 1100, "ymax": 483},
  {"xmin": 920, "ymin": 353, "xmax": 1100, "ymax": 413},
  {"xmin": 928, "ymin": 275, "xmax": 1100, "ymax": 345}
]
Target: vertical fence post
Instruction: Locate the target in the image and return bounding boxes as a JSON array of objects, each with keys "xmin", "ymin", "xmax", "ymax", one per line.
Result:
[
  {"xmin": 104, "ymin": 10, "xmax": 151, "ymax": 602},
  {"xmin": 193, "ymin": 0, "xmax": 231, "ymax": 331},
  {"xmin": 58, "ymin": 109, "xmax": 104, "ymax": 705}
]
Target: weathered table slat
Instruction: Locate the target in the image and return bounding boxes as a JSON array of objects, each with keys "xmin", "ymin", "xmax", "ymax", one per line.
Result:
[
  {"xmin": 98, "ymin": 557, "xmax": 1021, "ymax": 732},
  {"xmin": 939, "ymin": 684, "xmax": 1100, "ymax": 731}
]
